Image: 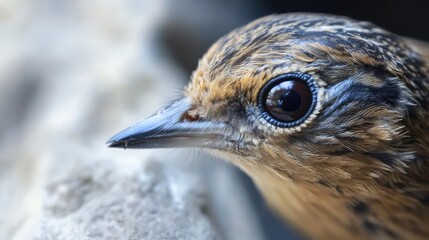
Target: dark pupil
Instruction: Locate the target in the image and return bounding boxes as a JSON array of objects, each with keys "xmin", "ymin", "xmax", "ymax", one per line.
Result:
[
  {"xmin": 264, "ymin": 79, "xmax": 313, "ymax": 123},
  {"xmin": 278, "ymin": 90, "xmax": 301, "ymax": 112}
]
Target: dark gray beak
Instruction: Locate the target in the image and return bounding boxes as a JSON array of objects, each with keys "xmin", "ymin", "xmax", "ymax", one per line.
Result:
[{"xmin": 106, "ymin": 99, "xmax": 232, "ymax": 149}]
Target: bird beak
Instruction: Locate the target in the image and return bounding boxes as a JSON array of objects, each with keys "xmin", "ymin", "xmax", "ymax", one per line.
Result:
[{"xmin": 106, "ymin": 98, "xmax": 231, "ymax": 149}]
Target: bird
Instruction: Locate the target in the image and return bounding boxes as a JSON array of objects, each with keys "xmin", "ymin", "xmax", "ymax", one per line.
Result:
[{"xmin": 107, "ymin": 13, "xmax": 429, "ymax": 239}]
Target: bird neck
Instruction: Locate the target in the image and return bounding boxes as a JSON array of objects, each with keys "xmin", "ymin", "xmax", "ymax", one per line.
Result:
[{"xmin": 238, "ymin": 161, "xmax": 429, "ymax": 240}]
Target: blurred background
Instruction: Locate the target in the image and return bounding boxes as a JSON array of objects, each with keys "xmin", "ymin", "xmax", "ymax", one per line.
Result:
[{"xmin": 1, "ymin": 0, "xmax": 428, "ymax": 239}]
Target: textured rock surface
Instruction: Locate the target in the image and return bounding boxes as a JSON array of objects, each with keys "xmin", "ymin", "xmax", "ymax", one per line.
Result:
[
  {"xmin": 31, "ymin": 156, "xmax": 219, "ymax": 240},
  {"xmin": 0, "ymin": 0, "xmax": 265, "ymax": 239}
]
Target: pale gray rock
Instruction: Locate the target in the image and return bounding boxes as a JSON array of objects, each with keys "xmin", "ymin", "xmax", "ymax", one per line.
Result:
[
  {"xmin": 0, "ymin": 0, "xmax": 265, "ymax": 240},
  {"xmin": 32, "ymin": 156, "xmax": 219, "ymax": 240}
]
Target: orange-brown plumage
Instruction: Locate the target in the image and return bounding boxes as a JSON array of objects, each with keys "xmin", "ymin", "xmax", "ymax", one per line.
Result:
[{"xmin": 109, "ymin": 13, "xmax": 429, "ymax": 239}]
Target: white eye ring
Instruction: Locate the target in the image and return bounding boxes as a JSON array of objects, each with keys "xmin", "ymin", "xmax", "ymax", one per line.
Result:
[{"xmin": 258, "ymin": 72, "xmax": 319, "ymax": 128}]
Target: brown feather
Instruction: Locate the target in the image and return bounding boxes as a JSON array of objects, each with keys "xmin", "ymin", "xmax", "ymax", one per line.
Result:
[{"xmin": 186, "ymin": 13, "xmax": 429, "ymax": 239}]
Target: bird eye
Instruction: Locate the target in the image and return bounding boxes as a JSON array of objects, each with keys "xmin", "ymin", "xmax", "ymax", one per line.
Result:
[{"xmin": 258, "ymin": 73, "xmax": 318, "ymax": 128}]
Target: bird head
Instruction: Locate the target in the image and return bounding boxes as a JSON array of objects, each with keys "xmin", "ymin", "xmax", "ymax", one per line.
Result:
[{"xmin": 108, "ymin": 14, "xmax": 429, "ymax": 188}]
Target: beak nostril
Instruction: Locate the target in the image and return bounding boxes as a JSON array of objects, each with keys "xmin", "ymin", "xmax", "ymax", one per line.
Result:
[{"xmin": 180, "ymin": 111, "xmax": 202, "ymax": 123}]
